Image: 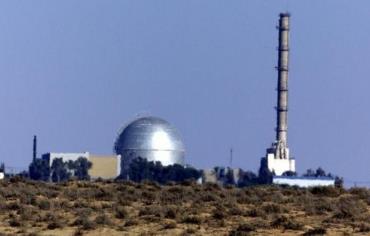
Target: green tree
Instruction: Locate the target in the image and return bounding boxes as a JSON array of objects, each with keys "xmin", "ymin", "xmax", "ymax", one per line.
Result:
[
  {"xmin": 258, "ymin": 158, "xmax": 273, "ymax": 184},
  {"xmin": 238, "ymin": 171, "xmax": 259, "ymax": 187},
  {"xmin": 224, "ymin": 169, "xmax": 235, "ymax": 185},
  {"xmin": 73, "ymin": 157, "xmax": 92, "ymax": 180},
  {"xmin": 303, "ymin": 169, "xmax": 316, "ymax": 177},
  {"xmin": 282, "ymin": 171, "xmax": 297, "ymax": 177},
  {"xmin": 125, "ymin": 157, "xmax": 201, "ymax": 184},
  {"xmin": 29, "ymin": 158, "xmax": 50, "ymax": 181},
  {"xmin": 51, "ymin": 158, "xmax": 70, "ymax": 182},
  {"xmin": 315, "ymin": 167, "xmax": 326, "ymax": 177}
]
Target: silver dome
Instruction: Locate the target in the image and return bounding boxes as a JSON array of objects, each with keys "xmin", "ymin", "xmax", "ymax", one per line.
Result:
[{"xmin": 114, "ymin": 117, "xmax": 185, "ymax": 174}]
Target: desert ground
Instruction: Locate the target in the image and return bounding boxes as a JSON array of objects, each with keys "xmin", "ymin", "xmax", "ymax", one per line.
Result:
[{"xmin": 0, "ymin": 177, "xmax": 369, "ymax": 236}]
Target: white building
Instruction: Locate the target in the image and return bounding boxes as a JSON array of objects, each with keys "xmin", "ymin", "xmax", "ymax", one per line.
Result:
[
  {"xmin": 42, "ymin": 152, "xmax": 90, "ymax": 167},
  {"xmin": 266, "ymin": 144, "xmax": 295, "ymax": 175},
  {"xmin": 273, "ymin": 176, "xmax": 335, "ymax": 187},
  {"xmin": 41, "ymin": 152, "xmax": 121, "ymax": 179}
]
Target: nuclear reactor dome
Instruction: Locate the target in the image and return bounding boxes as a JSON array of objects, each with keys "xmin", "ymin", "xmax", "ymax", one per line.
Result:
[{"xmin": 114, "ymin": 117, "xmax": 185, "ymax": 175}]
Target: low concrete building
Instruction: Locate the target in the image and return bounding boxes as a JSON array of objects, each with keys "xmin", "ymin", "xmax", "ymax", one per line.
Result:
[
  {"xmin": 273, "ymin": 176, "xmax": 335, "ymax": 187},
  {"xmin": 266, "ymin": 151, "xmax": 295, "ymax": 176},
  {"xmin": 42, "ymin": 152, "xmax": 121, "ymax": 179}
]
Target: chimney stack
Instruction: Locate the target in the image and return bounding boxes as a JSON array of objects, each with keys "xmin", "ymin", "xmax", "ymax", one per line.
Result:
[
  {"xmin": 33, "ymin": 135, "xmax": 37, "ymax": 161},
  {"xmin": 276, "ymin": 13, "xmax": 290, "ymax": 149},
  {"xmin": 264, "ymin": 13, "xmax": 295, "ymax": 176}
]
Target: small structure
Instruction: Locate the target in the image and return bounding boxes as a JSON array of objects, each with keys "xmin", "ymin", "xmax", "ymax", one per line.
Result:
[
  {"xmin": 273, "ymin": 176, "xmax": 335, "ymax": 187},
  {"xmin": 202, "ymin": 167, "xmax": 242, "ymax": 185}
]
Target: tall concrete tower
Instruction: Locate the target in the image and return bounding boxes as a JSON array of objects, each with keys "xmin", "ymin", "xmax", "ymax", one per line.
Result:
[{"xmin": 265, "ymin": 13, "xmax": 295, "ymax": 175}]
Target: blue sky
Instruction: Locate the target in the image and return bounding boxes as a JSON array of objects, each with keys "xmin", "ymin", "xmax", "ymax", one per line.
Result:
[{"xmin": 0, "ymin": 1, "xmax": 369, "ymax": 186}]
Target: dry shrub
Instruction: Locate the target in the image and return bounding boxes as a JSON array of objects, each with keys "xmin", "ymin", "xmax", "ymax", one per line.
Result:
[
  {"xmin": 271, "ymin": 215, "xmax": 303, "ymax": 230},
  {"xmin": 162, "ymin": 220, "xmax": 177, "ymax": 229},
  {"xmin": 73, "ymin": 228, "xmax": 84, "ymax": 236},
  {"xmin": 236, "ymin": 192, "xmax": 259, "ymax": 205},
  {"xmin": 95, "ymin": 213, "xmax": 112, "ymax": 226},
  {"xmin": 101, "ymin": 202, "xmax": 112, "ymax": 209},
  {"xmin": 115, "ymin": 206, "xmax": 128, "ymax": 219},
  {"xmin": 163, "ymin": 205, "xmax": 179, "ymax": 219},
  {"xmin": 212, "ymin": 206, "xmax": 226, "ymax": 220},
  {"xmin": 229, "ymin": 223, "xmax": 256, "ymax": 235},
  {"xmin": 117, "ymin": 195, "xmax": 133, "ymax": 206},
  {"xmin": 182, "ymin": 215, "xmax": 202, "ymax": 224},
  {"xmin": 20, "ymin": 194, "xmax": 37, "ymax": 205},
  {"xmin": 310, "ymin": 186, "xmax": 341, "ymax": 197},
  {"xmin": 59, "ymin": 199, "xmax": 72, "ymax": 208},
  {"xmin": 349, "ymin": 187, "xmax": 370, "ymax": 205},
  {"xmin": 303, "ymin": 197, "xmax": 335, "ymax": 215},
  {"xmin": 246, "ymin": 207, "xmax": 264, "ymax": 217},
  {"xmin": 199, "ymin": 192, "xmax": 220, "ymax": 202},
  {"xmin": 73, "ymin": 215, "xmax": 96, "ymax": 230},
  {"xmin": 141, "ymin": 215, "xmax": 162, "ymax": 223},
  {"xmin": 64, "ymin": 188, "xmax": 79, "ymax": 201},
  {"xmin": 204, "ymin": 183, "xmax": 221, "ymax": 191},
  {"xmin": 302, "ymin": 227, "xmax": 327, "ymax": 236},
  {"xmin": 183, "ymin": 227, "xmax": 197, "ymax": 234},
  {"xmin": 74, "ymin": 208, "xmax": 93, "ymax": 218},
  {"xmin": 141, "ymin": 190, "xmax": 157, "ymax": 203},
  {"xmin": 228, "ymin": 206, "xmax": 243, "ymax": 216},
  {"xmin": 139, "ymin": 205, "xmax": 163, "ymax": 217},
  {"xmin": 8, "ymin": 217, "xmax": 22, "ymax": 227},
  {"xmin": 37, "ymin": 199, "xmax": 51, "ymax": 210},
  {"xmin": 160, "ymin": 186, "xmax": 188, "ymax": 204},
  {"xmin": 356, "ymin": 222, "xmax": 370, "ymax": 232},
  {"xmin": 6, "ymin": 201, "xmax": 22, "ymax": 211},
  {"xmin": 212, "ymin": 210, "xmax": 226, "ymax": 220},
  {"xmin": 73, "ymin": 200, "xmax": 89, "ymax": 209},
  {"xmin": 124, "ymin": 219, "xmax": 138, "ymax": 227},
  {"xmin": 333, "ymin": 195, "xmax": 367, "ymax": 220},
  {"xmin": 47, "ymin": 219, "xmax": 65, "ymax": 230},
  {"xmin": 90, "ymin": 187, "xmax": 114, "ymax": 201},
  {"xmin": 261, "ymin": 202, "xmax": 285, "ymax": 214},
  {"xmin": 18, "ymin": 206, "xmax": 40, "ymax": 222}
]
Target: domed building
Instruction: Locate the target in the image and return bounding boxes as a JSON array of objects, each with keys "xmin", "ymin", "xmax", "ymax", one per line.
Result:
[{"xmin": 114, "ymin": 116, "xmax": 185, "ymax": 176}]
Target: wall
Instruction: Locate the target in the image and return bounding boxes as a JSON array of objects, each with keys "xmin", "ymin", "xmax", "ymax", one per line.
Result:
[{"xmin": 89, "ymin": 155, "xmax": 121, "ymax": 179}]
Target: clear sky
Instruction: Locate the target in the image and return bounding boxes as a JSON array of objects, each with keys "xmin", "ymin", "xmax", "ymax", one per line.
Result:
[{"xmin": 0, "ymin": 1, "xmax": 369, "ymax": 186}]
